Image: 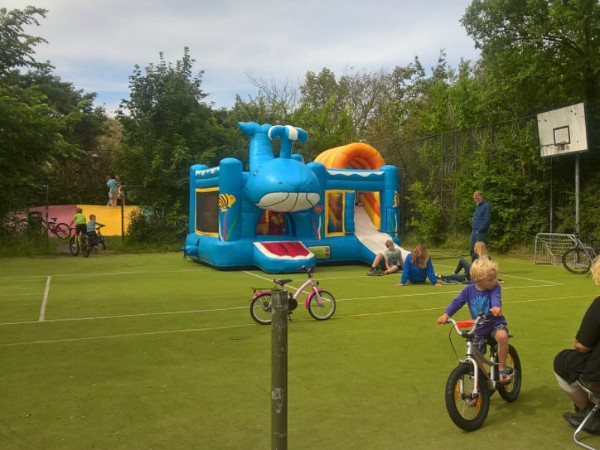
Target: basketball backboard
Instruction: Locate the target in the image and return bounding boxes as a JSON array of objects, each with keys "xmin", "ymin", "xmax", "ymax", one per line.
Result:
[{"xmin": 537, "ymin": 102, "xmax": 588, "ymax": 157}]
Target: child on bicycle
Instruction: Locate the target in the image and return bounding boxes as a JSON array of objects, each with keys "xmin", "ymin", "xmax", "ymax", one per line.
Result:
[
  {"xmin": 86, "ymin": 214, "xmax": 104, "ymax": 247},
  {"xmin": 68, "ymin": 207, "xmax": 87, "ymax": 237},
  {"xmin": 436, "ymin": 257, "xmax": 512, "ymax": 383}
]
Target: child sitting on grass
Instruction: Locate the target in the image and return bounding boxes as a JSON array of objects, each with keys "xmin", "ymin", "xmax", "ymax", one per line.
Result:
[
  {"xmin": 396, "ymin": 244, "xmax": 441, "ymax": 287},
  {"xmin": 436, "ymin": 257, "xmax": 512, "ymax": 383}
]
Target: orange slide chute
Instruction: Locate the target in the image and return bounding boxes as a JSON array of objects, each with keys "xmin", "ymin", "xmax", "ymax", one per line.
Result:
[
  {"xmin": 315, "ymin": 143, "xmax": 386, "ymax": 227},
  {"xmin": 314, "ymin": 143, "xmax": 385, "ymax": 170}
]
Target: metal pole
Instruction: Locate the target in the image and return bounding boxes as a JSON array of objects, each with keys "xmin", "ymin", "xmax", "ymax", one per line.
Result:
[
  {"xmin": 44, "ymin": 184, "xmax": 49, "ymax": 240},
  {"xmin": 575, "ymin": 154, "xmax": 580, "ymax": 234},
  {"xmin": 549, "ymin": 160, "xmax": 553, "ymax": 233},
  {"xmin": 271, "ymin": 289, "xmax": 288, "ymax": 450},
  {"xmin": 121, "ymin": 188, "xmax": 125, "ymax": 241}
]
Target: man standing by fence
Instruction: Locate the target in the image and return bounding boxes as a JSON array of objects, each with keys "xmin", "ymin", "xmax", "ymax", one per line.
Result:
[{"xmin": 471, "ymin": 191, "xmax": 491, "ymax": 257}]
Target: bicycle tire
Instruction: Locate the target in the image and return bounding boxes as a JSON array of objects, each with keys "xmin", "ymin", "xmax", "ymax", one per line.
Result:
[
  {"xmin": 307, "ymin": 290, "xmax": 336, "ymax": 320},
  {"xmin": 497, "ymin": 344, "xmax": 522, "ymax": 402},
  {"xmin": 82, "ymin": 236, "xmax": 91, "ymax": 257},
  {"xmin": 69, "ymin": 236, "xmax": 79, "ymax": 256},
  {"xmin": 250, "ymin": 292, "xmax": 273, "ymax": 325},
  {"xmin": 445, "ymin": 363, "xmax": 490, "ymax": 431},
  {"xmin": 562, "ymin": 248, "xmax": 592, "ymax": 274},
  {"xmin": 53, "ymin": 223, "xmax": 71, "ymax": 239}
]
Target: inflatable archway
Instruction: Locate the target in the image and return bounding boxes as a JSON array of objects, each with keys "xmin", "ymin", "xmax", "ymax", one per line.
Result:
[
  {"xmin": 184, "ymin": 123, "xmax": 401, "ymax": 273},
  {"xmin": 315, "ymin": 143, "xmax": 386, "ymax": 229}
]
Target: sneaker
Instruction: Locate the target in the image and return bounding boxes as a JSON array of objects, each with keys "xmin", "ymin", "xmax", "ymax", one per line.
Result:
[
  {"xmin": 367, "ymin": 268, "xmax": 379, "ymax": 276},
  {"xmin": 563, "ymin": 406, "xmax": 600, "ymax": 433}
]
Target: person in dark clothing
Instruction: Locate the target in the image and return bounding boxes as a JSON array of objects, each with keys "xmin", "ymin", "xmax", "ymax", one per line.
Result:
[
  {"xmin": 555, "ymin": 259, "xmax": 600, "ymax": 433},
  {"xmin": 470, "ymin": 191, "xmax": 491, "ymax": 257}
]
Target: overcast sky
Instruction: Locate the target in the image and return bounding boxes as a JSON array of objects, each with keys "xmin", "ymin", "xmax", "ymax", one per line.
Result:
[{"xmin": 5, "ymin": 0, "xmax": 480, "ymax": 115}]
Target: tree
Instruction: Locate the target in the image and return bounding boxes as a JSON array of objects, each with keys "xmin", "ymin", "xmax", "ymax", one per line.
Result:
[
  {"xmin": 0, "ymin": 6, "xmax": 49, "ymax": 77},
  {"xmin": 0, "ymin": 7, "xmax": 79, "ymax": 218},
  {"xmin": 117, "ymin": 48, "xmax": 238, "ymax": 233},
  {"xmin": 462, "ymin": 0, "xmax": 600, "ymax": 237},
  {"xmin": 462, "ymin": 0, "xmax": 600, "ymax": 120}
]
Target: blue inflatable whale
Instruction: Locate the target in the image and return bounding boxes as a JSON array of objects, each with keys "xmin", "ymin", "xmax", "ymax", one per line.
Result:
[{"xmin": 184, "ymin": 122, "xmax": 401, "ymax": 273}]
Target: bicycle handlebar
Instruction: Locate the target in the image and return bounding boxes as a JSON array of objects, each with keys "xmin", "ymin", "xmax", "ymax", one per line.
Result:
[{"xmin": 445, "ymin": 313, "xmax": 493, "ymax": 336}]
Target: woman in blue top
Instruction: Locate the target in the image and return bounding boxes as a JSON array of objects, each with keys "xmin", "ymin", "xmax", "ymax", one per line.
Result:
[{"xmin": 396, "ymin": 244, "xmax": 442, "ymax": 287}]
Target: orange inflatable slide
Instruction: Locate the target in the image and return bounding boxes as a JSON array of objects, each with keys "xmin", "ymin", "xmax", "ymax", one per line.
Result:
[{"xmin": 315, "ymin": 143, "xmax": 386, "ymax": 228}]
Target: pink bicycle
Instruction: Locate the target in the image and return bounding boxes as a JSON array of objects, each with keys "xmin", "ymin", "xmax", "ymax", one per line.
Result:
[{"xmin": 249, "ymin": 267, "xmax": 336, "ymax": 325}]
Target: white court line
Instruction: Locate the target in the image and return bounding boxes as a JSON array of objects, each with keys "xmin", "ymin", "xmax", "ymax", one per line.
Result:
[
  {"xmin": 0, "ymin": 267, "xmax": 563, "ymax": 327},
  {"xmin": 0, "ymin": 294, "xmax": 591, "ymax": 348},
  {"xmin": 1, "ymin": 305, "xmax": 249, "ymax": 326},
  {"xmin": 38, "ymin": 276, "xmax": 51, "ymax": 321},
  {"xmin": 0, "ymin": 268, "xmax": 203, "ymax": 281},
  {"xmin": 0, "ymin": 292, "xmax": 44, "ymax": 298}
]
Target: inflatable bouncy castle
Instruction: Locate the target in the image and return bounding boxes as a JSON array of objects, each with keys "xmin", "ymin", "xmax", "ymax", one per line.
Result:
[{"xmin": 183, "ymin": 122, "xmax": 405, "ymax": 273}]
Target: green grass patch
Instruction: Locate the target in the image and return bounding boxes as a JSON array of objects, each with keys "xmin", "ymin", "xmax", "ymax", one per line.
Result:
[{"xmin": 0, "ymin": 253, "xmax": 598, "ymax": 448}]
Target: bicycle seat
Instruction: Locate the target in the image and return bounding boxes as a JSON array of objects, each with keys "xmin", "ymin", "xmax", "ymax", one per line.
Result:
[{"xmin": 273, "ymin": 278, "xmax": 292, "ymax": 286}]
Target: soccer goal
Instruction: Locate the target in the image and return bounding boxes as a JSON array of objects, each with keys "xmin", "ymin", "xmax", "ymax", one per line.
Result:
[{"xmin": 534, "ymin": 233, "xmax": 578, "ymax": 265}]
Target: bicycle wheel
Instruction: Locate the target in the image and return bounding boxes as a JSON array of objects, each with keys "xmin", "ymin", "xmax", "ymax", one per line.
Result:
[
  {"xmin": 250, "ymin": 292, "xmax": 273, "ymax": 325},
  {"xmin": 497, "ymin": 344, "xmax": 522, "ymax": 402},
  {"xmin": 562, "ymin": 247, "xmax": 592, "ymax": 274},
  {"xmin": 307, "ymin": 290, "xmax": 336, "ymax": 320},
  {"xmin": 445, "ymin": 363, "xmax": 490, "ymax": 431},
  {"xmin": 69, "ymin": 236, "xmax": 79, "ymax": 256},
  {"xmin": 82, "ymin": 236, "xmax": 91, "ymax": 257},
  {"xmin": 99, "ymin": 236, "xmax": 107, "ymax": 250},
  {"xmin": 53, "ymin": 223, "xmax": 71, "ymax": 239}
]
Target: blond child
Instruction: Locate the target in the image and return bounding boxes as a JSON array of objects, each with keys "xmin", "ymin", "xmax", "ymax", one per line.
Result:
[{"xmin": 436, "ymin": 257, "xmax": 512, "ymax": 382}]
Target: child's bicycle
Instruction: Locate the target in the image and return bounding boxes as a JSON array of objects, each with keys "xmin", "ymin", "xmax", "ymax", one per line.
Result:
[
  {"xmin": 69, "ymin": 225, "xmax": 106, "ymax": 257},
  {"xmin": 41, "ymin": 216, "xmax": 71, "ymax": 239},
  {"xmin": 441, "ymin": 314, "xmax": 522, "ymax": 431},
  {"xmin": 69, "ymin": 231, "xmax": 91, "ymax": 257},
  {"xmin": 249, "ymin": 266, "xmax": 336, "ymax": 325},
  {"xmin": 90, "ymin": 225, "xmax": 107, "ymax": 250}
]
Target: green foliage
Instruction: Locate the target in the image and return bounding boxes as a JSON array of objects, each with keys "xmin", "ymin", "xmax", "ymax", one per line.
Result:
[
  {"xmin": 0, "ymin": 6, "xmax": 49, "ymax": 76},
  {"xmin": 117, "ymin": 48, "xmax": 239, "ymax": 227},
  {"xmin": 0, "ymin": 232, "xmax": 59, "ymax": 257},
  {"xmin": 0, "ymin": 6, "xmax": 109, "ymax": 216},
  {"xmin": 406, "ymin": 181, "xmax": 444, "ymax": 245},
  {"xmin": 125, "ymin": 208, "xmax": 186, "ymax": 245}
]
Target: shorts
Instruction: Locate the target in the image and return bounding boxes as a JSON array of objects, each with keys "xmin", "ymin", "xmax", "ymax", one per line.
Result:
[
  {"xmin": 75, "ymin": 224, "xmax": 87, "ymax": 235},
  {"xmin": 554, "ymin": 348, "xmax": 600, "ymax": 384},
  {"xmin": 474, "ymin": 324, "xmax": 508, "ymax": 354}
]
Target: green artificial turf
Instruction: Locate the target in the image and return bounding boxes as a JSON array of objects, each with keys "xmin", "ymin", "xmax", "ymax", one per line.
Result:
[{"xmin": 0, "ymin": 252, "xmax": 598, "ymax": 449}]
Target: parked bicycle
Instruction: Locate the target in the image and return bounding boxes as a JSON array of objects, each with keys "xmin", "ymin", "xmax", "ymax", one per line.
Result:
[
  {"xmin": 441, "ymin": 314, "xmax": 522, "ymax": 431},
  {"xmin": 41, "ymin": 216, "xmax": 71, "ymax": 239},
  {"xmin": 249, "ymin": 266, "xmax": 336, "ymax": 325},
  {"xmin": 562, "ymin": 233, "xmax": 598, "ymax": 274}
]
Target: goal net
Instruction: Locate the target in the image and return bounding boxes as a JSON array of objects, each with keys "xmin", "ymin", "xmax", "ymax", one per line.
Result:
[{"xmin": 534, "ymin": 233, "xmax": 577, "ymax": 265}]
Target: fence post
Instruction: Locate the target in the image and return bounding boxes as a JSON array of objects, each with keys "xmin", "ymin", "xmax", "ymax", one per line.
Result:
[{"xmin": 271, "ymin": 289, "xmax": 288, "ymax": 450}]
